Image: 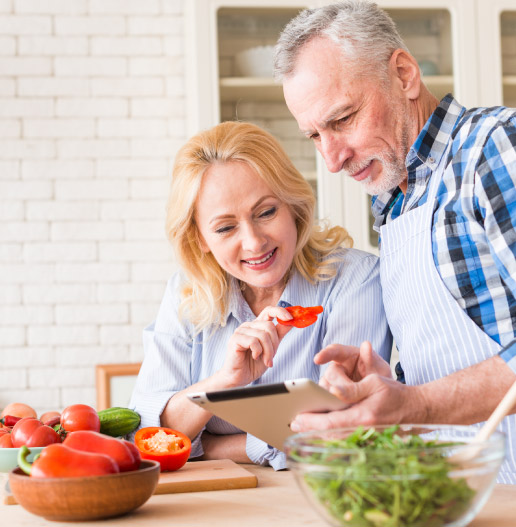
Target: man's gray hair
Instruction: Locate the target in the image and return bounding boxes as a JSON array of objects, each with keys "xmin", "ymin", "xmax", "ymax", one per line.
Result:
[{"xmin": 274, "ymin": 0, "xmax": 408, "ymax": 82}]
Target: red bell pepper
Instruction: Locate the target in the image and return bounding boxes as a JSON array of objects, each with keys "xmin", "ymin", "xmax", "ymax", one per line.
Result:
[
  {"xmin": 17, "ymin": 444, "xmax": 119, "ymax": 478},
  {"xmin": 11, "ymin": 417, "xmax": 61, "ymax": 448},
  {"xmin": 63, "ymin": 430, "xmax": 141, "ymax": 472},
  {"xmin": 277, "ymin": 305, "xmax": 324, "ymax": 328},
  {"xmin": 0, "ymin": 415, "xmax": 22, "ymax": 427},
  {"xmin": 134, "ymin": 427, "xmax": 191, "ymax": 472}
]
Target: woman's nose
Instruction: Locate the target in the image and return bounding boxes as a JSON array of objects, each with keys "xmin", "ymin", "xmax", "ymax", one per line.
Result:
[{"xmin": 241, "ymin": 223, "xmax": 267, "ymax": 253}]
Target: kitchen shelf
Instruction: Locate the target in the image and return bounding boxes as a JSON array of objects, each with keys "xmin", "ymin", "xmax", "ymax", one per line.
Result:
[
  {"xmin": 504, "ymin": 76, "xmax": 516, "ymax": 101},
  {"xmin": 220, "ymin": 77, "xmax": 282, "ymax": 102},
  {"xmin": 220, "ymin": 75, "xmax": 454, "ymax": 103}
]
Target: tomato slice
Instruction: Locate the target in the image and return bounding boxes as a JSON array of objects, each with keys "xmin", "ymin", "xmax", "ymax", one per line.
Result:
[
  {"xmin": 134, "ymin": 427, "xmax": 191, "ymax": 472},
  {"xmin": 277, "ymin": 305, "xmax": 324, "ymax": 328}
]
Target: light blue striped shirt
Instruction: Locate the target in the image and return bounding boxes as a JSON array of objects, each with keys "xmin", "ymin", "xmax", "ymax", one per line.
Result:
[{"xmin": 129, "ymin": 248, "xmax": 392, "ymax": 469}]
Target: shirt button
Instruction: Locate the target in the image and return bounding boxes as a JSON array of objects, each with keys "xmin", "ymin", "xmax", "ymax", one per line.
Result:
[
  {"xmin": 428, "ymin": 156, "xmax": 435, "ymax": 164},
  {"xmin": 279, "ymin": 301, "xmax": 287, "ymax": 307}
]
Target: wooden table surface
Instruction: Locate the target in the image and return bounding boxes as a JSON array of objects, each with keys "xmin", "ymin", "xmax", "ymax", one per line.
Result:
[{"xmin": 1, "ymin": 465, "xmax": 515, "ymax": 526}]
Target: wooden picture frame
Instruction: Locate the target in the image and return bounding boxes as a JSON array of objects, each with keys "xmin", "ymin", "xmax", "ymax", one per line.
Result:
[{"xmin": 95, "ymin": 363, "xmax": 141, "ymax": 411}]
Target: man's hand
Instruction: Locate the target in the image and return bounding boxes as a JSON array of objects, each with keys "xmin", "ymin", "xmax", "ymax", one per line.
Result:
[
  {"xmin": 316, "ymin": 340, "xmax": 392, "ymax": 385},
  {"xmin": 290, "ymin": 341, "xmax": 424, "ymax": 432}
]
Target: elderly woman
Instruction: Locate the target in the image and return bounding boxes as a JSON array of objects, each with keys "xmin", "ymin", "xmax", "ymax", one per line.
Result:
[{"xmin": 129, "ymin": 121, "xmax": 392, "ymax": 469}]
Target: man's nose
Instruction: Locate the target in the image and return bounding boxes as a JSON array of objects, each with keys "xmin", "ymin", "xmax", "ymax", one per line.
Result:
[{"xmin": 318, "ymin": 133, "xmax": 351, "ymax": 173}]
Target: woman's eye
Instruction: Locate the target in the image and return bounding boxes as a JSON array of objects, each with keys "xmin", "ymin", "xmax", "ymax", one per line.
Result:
[
  {"xmin": 259, "ymin": 207, "xmax": 276, "ymax": 218},
  {"xmin": 215, "ymin": 225, "xmax": 234, "ymax": 234}
]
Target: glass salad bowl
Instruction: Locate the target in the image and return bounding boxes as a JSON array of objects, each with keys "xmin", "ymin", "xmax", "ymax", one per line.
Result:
[{"xmin": 285, "ymin": 424, "xmax": 505, "ymax": 527}]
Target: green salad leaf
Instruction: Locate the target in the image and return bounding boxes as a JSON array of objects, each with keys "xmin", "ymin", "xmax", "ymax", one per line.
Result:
[{"xmin": 290, "ymin": 425, "xmax": 475, "ymax": 527}]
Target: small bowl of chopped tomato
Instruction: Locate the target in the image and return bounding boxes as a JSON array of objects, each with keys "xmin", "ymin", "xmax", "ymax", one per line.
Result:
[{"xmin": 135, "ymin": 427, "xmax": 192, "ymax": 471}]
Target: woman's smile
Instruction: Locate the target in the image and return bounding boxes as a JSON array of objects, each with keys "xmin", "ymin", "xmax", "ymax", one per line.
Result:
[{"xmin": 242, "ymin": 248, "xmax": 278, "ymax": 269}]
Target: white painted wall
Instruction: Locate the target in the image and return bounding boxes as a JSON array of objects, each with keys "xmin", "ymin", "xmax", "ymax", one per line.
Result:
[{"xmin": 0, "ymin": 0, "xmax": 185, "ymax": 414}]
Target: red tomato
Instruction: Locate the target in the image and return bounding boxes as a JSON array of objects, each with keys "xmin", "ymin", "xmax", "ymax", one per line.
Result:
[
  {"xmin": 11, "ymin": 417, "xmax": 61, "ymax": 448},
  {"xmin": 277, "ymin": 305, "xmax": 324, "ymax": 328},
  {"xmin": 134, "ymin": 427, "xmax": 191, "ymax": 472},
  {"xmin": 60, "ymin": 404, "xmax": 100, "ymax": 433},
  {"xmin": 0, "ymin": 431, "xmax": 13, "ymax": 448},
  {"xmin": 39, "ymin": 411, "xmax": 61, "ymax": 425}
]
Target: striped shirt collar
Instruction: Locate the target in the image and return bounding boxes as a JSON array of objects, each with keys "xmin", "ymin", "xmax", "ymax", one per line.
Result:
[
  {"xmin": 227, "ymin": 267, "xmax": 311, "ymax": 324},
  {"xmin": 372, "ymin": 94, "xmax": 465, "ymax": 229}
]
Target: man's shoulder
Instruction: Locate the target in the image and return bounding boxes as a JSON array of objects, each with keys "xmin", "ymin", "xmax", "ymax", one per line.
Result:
[{"xmin": 454, "ymin": 104, "xmax": 516, "ymax": 139}]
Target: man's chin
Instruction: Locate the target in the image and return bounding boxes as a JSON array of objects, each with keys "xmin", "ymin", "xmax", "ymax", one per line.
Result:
[
  {"xmin": 360, "ymin": 174, "xmax": 401, "ymax": 196},
  {"xmin": 360, "ymin": 178, "xmax": 385, "ymax": 196}
]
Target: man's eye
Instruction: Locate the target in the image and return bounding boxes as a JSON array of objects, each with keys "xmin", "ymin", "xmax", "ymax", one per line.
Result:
[
  {"xmin": 309, "ymin": 132, "xmax": 320, "ymax": 141},
  {"xmin": 335, "ymin": 115, "xmax": 350, "ymax": 127}
]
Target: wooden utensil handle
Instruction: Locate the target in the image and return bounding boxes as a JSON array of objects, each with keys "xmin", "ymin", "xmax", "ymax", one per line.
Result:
[{"xmin": 476, "ymin": 380, "xmax": 516, "ymax": 442}]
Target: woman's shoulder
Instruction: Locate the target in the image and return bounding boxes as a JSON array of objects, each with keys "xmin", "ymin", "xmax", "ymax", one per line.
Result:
[
  {"xmin": 320, "ymin": 247, "xmax": 380, "ymax": 288},
  {"xmin": 323, "ymin": 246, "xmax": 379, "ymax": 268},
  {"xmin": 153, "ymin": 270, "xmax": 192, "ymax": 331}
]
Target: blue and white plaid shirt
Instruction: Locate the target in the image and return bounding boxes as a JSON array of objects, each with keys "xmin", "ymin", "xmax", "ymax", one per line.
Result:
[{"xmin": 372, "ymin": 94, "xmax": 516, "ymax": 373}]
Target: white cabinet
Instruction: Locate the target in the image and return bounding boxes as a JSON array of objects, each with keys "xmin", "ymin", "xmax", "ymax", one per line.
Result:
[
  {"xmin": 477, "ymin": 0, "xmax": 516, "ymax": 107},
  {"xmin": 185, "ymin": 1, "xmax": 508, "ymax": 254}
]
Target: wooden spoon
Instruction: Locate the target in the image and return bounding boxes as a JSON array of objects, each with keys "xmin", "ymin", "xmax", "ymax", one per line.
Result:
[{"xmin": 450, "ymin": 379, "xmax": 516, "ymax": 464}]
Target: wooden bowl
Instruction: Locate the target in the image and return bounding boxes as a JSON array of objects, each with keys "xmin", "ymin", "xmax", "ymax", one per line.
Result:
[{"xmin": 9, "ymin": 460, "xmax": 160, "ymax": 521}]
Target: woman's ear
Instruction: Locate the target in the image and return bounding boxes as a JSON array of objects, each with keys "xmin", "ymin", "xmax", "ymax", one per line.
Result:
[
  {"xmin": 198, "ymin": 232, "xmax": 210, "ymax": 253},
  {"xmin": 389, "ymin": 49, "xmax": 420, "ymax": 100}
]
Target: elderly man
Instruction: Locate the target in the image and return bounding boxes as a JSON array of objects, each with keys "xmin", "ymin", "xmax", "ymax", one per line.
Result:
[{"xmin": 274, "ymin": 0, "xmax": 516, "ymax": 483}]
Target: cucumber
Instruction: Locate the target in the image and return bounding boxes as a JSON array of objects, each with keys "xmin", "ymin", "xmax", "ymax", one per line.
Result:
[{"xmin": 98, "ymin": 407, "xmax": 141, "ymax": 437}]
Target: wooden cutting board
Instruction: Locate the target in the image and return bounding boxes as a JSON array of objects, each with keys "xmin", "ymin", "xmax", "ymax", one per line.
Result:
[{"xmin": 154, "ymin": 459, "xmax": 257, "ymax": 494}]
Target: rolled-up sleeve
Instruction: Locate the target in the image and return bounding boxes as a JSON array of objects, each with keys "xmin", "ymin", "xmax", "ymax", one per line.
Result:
[
  {"xmin": 246, "ymin": 434, "xmax": 287, "ymax": 470},
  {"xmin": 499, "ymin": 339, "xmax": 516, "ymax": 374}
]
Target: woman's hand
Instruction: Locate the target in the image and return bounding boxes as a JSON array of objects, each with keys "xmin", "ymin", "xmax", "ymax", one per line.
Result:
[{"xmin": 220, "ymin": 306, "xmax": 293, "ymax": 387}]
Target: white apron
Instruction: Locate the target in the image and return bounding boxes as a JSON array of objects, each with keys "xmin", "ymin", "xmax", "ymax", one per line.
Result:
[{"xmin": 380, "ymin": 164, "xmax": 516, "ymax": 484}]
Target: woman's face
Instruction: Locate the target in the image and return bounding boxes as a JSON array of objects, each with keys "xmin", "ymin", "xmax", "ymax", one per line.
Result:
[{"xmin": 194, "ymin": 160, "xmax": 298, "ymax": 296}]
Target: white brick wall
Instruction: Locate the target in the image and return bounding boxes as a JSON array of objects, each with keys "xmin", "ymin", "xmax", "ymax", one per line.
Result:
[{"xmin": 0, "ymin": 0, "xmax": 185, "ymax": 415}]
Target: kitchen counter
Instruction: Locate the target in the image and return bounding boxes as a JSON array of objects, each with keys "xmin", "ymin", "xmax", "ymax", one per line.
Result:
[{"xmin": 2, "ymin": 465, "xmax": 516, "ymax": 526}]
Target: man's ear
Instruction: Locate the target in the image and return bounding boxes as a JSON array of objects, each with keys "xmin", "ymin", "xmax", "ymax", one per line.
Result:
[{"xmin": 389, "ymin": 49, "xmax": 420, "ymax": 100}]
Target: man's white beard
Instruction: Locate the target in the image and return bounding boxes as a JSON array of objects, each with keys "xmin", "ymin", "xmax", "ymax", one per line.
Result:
[{"xmin": 341, "ymin": 152, "xmax": 407, "ymax": 196}]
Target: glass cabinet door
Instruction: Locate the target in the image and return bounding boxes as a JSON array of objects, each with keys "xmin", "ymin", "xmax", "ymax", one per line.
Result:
[
  {"xmin": 501, "ymin": 11, "xmax": 516, "ymax": 107},
  {"xmin": 476, "ymin": 0, "xmax": 516, "ymax": 107},
  {"xmin": 216, "ymin": 7, "xmax": 318, "ymax": 199}
]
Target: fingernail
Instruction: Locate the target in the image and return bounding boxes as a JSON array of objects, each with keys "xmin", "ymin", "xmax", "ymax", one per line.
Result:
[{"xmin": 290, "ymin": 420, "xmax": 300, "ymax": 432}]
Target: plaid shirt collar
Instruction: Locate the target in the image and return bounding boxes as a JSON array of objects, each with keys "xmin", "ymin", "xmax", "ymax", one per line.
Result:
[{"xmin": 372, "ymin": 94, "xmax": 466, "ymax": 230}]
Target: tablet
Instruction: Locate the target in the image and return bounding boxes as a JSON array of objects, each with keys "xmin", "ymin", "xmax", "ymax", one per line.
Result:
[{"xmin": 187, "ymin": 378, "xmax": 347, "ymax": 451}]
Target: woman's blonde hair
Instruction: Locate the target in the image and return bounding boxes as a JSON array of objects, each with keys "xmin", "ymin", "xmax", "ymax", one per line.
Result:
[{"xmin": 166, "ymin": 121, "xmax": 352, "ymax": 332}]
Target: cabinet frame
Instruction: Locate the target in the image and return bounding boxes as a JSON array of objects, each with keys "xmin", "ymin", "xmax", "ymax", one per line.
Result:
[{"xmin": 185, "ymin": 1, "xmax": 486, "ymax": 254}]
